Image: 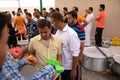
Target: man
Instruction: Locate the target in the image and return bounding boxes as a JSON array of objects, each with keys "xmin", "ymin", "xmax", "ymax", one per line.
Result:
[
  {"xmin": 55, "ymin": 8, "xmax": 60, "ymax": 12},
  {"xmin": 26, "ymin": 13, "xmax": 39, "ymax": 41},
  {"xmin": 49, "ymin": 7, "xmax": 56, "ymax": 16},
  {"xmin": 67, "ymin": 10, "xmax": 85, "ymax": 60},
  {"xmin": 11, "ymin": 11, "xmax": 16, "ymax": 26},
  {"xmin": 42, "ymin": 8, "xmax": 48, "ymax": 19},
  {"xmin": 17, "ymin": 8, "xmax": 23, "ymax": 15},
  {"xmin": 0, "ymin": 12, "xmax": 56, "ymax": 80},
  {"xmin": 72, "ymin": 6, "xmax": 88, "ymax": 27},
  {"xmin": 67, "ymin": 11, "xmax": 85, "ymax": 80},
  {"xmin": 12, "ymin": 11, "xmax": 16, "ymax": 17},
  {"xmin": 14, "ymin": 13, "xmax": 26, "ymax": 40},
  {"xmin": 95, "ymin": 4, "xmax": 106, "ymax": 47},
  {"xmin": 85, "ymin": 7, "xmax": 94, "ymax": 47},
  {"xmin": 63, "ymin": 7, "xmax": 68, "ymax": 23},
  {"xmin": 7, "ymin": 13, "xmax": 18, "ymax": 48},
  {"xmin": 23, "ymin": 9, "xmax": 28, "ymax": 23},
  {"xmin": 49, "ymin": 7, "xmax": 54, "ymax": 14},
  {"xmin": 24, "ymin": 9, "xmax": 28, "ymax": 15},
  {"xmin": 33, "ymin": 10, "xmax": 44, "ymax": 22},
  {"xmin": 33, "ymin": 8, "xmax": 38, "ymax": 20},
  {"xmin": 51, "ymin": 12, "xmax": 80, "ymax": 80},
  {"xmin": 28, "ymin": 19, "xmax": 62, "ymax": 79}
]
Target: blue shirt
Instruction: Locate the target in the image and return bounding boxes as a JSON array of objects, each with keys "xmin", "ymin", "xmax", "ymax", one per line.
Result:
[
  {"xmin": 0, "ymin": 51, "xmax": 56, "ymax": 80},
  {"xmin": 26, "ymin": 20, "xmax": 39, "ymax": 39}
]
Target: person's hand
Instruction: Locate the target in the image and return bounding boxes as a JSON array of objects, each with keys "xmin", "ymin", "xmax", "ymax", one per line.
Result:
[
  {"xmin": 51, "ymin": 74, "xmax": 56, "ymax": 80},
  {"xmin": 27, "ymin": 55, "xmax": 37, "ymax": 66},
  {"xmin": 71, "ymin": 69, "xmax": 77, "ymax": 80}
]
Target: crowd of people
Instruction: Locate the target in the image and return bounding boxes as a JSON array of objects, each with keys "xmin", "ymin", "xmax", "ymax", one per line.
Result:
[{"xmin": 0, "ymin": 4, "xmax": 106, "ymax": 80}]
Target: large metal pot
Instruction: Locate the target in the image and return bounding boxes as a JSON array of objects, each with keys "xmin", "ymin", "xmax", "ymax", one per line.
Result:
[
  {"xmin": 82, "ymin": 46, "xmax": 111, "ymax": 72},
  {"xmin": 111, "ymin": 55, "xmax": 120, "ymax": 75}
]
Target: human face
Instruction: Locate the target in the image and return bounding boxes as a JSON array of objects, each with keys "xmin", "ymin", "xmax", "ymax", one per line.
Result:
[
  {"xmin": 39, "ymin": 26, "xmax": 51, "ymax": 40},
  {"xmin": 26, "ymin": 15, "xmax": 32, "ymax": 22},
  {"xmin": 34, "ymin": 12, "xmax": 37, "ymax": 17},
  {"xmin": 88, "ymin": 9, "xmax": 91, "ymax": 14},
  {"xmin": 36, "ymin": 12, "xmax": 40, "ymax": 18},
  {"xmin": 12, "ymin": 12, "xmax": 15, "ymax": 16},
  {"xmin": 24, "ymin": 10, "xmax": 28, "ymax": 14},
  {"xmin": 0, "ymin": 25, "xmax": 9, "ymax": 69},
  {"xmin": 49, "ymin": 9, "xmax": 53, "ymax": 13},
  {"xmin": 63, "ymin": 9, "xmax": 65, "ymax": 13},
  {"xmin": 34, "ymin": 11, "xmax": 39, "ymax": 18},
  {"xmin": 72, "ymin": 7, "xmax": 75, "ymax": 11},
  {"xmin": 51, "ymin": 18, "xmax": 59, "ymax": 30},
  {"xmin": 67, "ymin": 14, "xmax": 75, "ymax": 25}
]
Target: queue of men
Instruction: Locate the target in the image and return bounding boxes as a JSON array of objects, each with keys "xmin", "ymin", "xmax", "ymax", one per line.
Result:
[{"xmin": 0, "ymin": 4, "xmax": 106, "ymax": 80}]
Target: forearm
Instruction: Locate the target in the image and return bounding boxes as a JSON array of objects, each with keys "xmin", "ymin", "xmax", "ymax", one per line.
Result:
[
  {"xmin": 28, "ymin": 65, "xmax": 56, "ymax": 80},
  {"xmin": 13, "ymin": 58, "xmax": 28, "ymax": 71},
  {"xmin": 57, "ymin": 55, "xmax": 62, "ymax": 65},
  {"xmin": 18, "ymin": 46, "xmax": 28, "ymax": 59},
  {"xmin": 79, "ymin": 42, "xmax": 84, "ymax": 57},
  {"xmin": 72, "ymin": 56, "xmax": 78, "ymax": 70}
]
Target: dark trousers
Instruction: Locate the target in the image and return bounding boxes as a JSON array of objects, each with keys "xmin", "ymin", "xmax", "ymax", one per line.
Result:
[
  {"xmin": 95, "ymin": 27, "xmax": 104, "ymax": 47},
  {"xmin": 61, "ymin": 64, "xmax": 82, "ymax": 80}
]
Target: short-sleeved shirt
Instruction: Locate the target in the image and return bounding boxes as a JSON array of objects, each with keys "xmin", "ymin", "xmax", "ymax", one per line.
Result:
[
  {"xmin": 77, "ymin": 14, "xmax": 85, "ymax": 24},
  {"xmin": 55, "ymin": 25, "xmax": 80, "ymax": 70},
  {"xmin": 68, "ymin": 23, "xmax": 85, "ymax": 41},
  {"xmin": 14, "ymin": 16, "xmax": 25, "ymax": 31},
  {"xmin": 96, "ymin": 11, "xmax": 106, "ymax": 28},
  {"xmin": 28, "ymin": 34, "xmax": 62, "ymax": 71},
  {"xmin": 26, "ymin": 20, "xmax": 39, "ymax": 39}
]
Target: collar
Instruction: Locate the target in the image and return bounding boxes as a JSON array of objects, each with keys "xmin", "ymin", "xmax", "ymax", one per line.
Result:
[
  {"xmin": 28, "ymin": 20, "xmax": 36, "ymax": 24},
  {"xmin": 61, "ymin": 24, "xmax": 69, "ymax": 32},
  {"xmin": 37, "ymin": 34, "xmax": 54, "ymax": 41}
]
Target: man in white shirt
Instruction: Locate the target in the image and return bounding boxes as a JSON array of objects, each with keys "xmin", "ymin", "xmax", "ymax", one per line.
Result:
[
  {"xmin": 51, "ymin": 12, "xmax": 80, "ymax": 80},
  {"xmin": 33, "ymin": 10, "xmax": 44, "ymax": 22},
  {"xmin": 84, "ymin": 7, "xmax": 94, "ymax": 46},
  {"xmin": 23, "ymin": 9, "xmax": 28, "ymax": 23},
  {"xmin": 11, "ymin": 11, "xmax": 16, "ymax": 27}
]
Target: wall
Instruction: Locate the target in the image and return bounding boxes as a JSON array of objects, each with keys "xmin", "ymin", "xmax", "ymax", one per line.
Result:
[
  {"xmin": 55, "ymin": 0, "xmax": 120, "ymax": 39},
  {"xmin": 0, "ymin": 0, "xmax": 55, "ymax": 14}
]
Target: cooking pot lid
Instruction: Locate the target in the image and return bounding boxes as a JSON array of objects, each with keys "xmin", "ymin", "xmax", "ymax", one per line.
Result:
[
  {"xmin": 83, "ymin": 46, "xmax": 111, "ymax": 58},
  {"xmin": 113, "ymin": 55, "xmax": 120, "ymax": 64}
]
